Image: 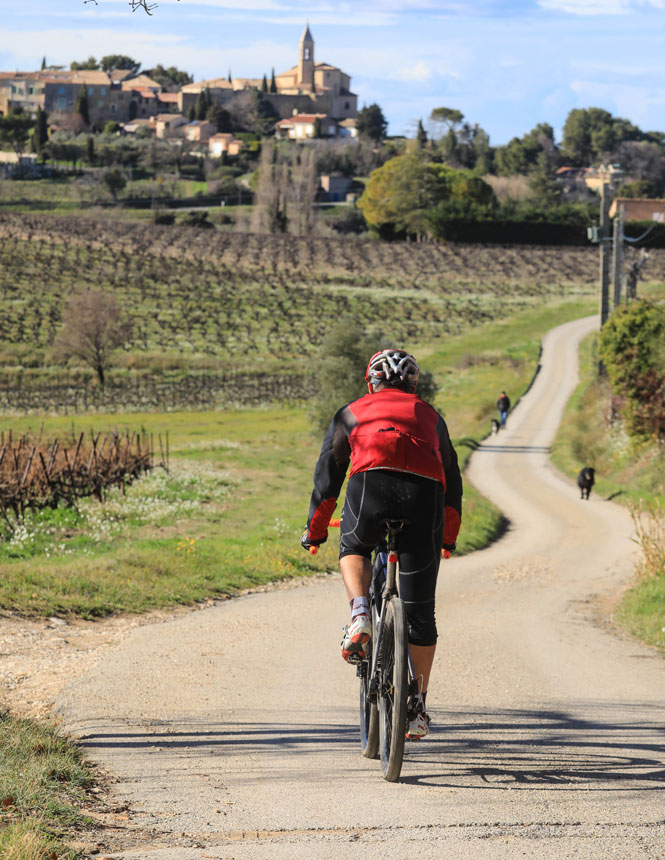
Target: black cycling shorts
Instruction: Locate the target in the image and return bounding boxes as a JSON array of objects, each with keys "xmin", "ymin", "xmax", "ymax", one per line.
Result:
[{"xmin": 339, "ymin": 469, "xmax": 445, "ymax": 647}]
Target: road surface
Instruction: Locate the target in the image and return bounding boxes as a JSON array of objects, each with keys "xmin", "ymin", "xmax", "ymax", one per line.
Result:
[{"xmin": 56, "ymin": 315, "xmax": 665, "ymax": 859}]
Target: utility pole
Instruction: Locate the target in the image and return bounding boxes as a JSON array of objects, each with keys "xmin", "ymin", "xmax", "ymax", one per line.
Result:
[
  {"xmin": 598, "ymin": 177, "xmax": 613, "ymax": 327},
  {"xmin": 612, "ymin": 203, "xmax": 624, "ymax": 308}
]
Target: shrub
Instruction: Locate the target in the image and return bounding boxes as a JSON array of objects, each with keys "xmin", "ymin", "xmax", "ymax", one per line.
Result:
[{"xmin": 599, "ymin": 300, "xmax": 665, "ymax": 438}]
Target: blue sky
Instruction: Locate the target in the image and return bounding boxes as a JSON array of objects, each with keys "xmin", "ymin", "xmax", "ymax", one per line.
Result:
[{"xmin": 2, "ymin": 0, "xmax": 665, "ymax": 145}]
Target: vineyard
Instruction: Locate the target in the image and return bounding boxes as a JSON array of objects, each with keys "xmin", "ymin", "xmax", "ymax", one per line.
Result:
[
  {"xmin": 0, "ymin": 428, "xmax": 164, "ymax": 534},
  {"xmin": 1, "ymin": 212, "xmax": 661, "ymax": 408}
]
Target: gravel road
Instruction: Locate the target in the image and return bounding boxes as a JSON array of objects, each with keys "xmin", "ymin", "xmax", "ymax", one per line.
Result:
[{"xmin": 55, "ymin": 315, "xmax": 665, "ymax": 860}]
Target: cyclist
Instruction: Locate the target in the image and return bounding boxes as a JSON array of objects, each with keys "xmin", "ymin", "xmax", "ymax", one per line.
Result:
[{"xmin": 301, "ymin": 349, "xmax": 462, "ymax": 739}]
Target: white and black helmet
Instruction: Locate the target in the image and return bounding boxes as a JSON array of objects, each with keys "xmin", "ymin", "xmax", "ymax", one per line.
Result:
[{"xmin": 365, "ymin": 349, "xmax": 420, "ymax": 392}]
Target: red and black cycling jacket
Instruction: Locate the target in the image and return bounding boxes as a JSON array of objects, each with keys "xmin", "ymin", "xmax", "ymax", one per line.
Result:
[{"xmin": 307, "ymin": 388, "xmax": 462, "ymax": 549}]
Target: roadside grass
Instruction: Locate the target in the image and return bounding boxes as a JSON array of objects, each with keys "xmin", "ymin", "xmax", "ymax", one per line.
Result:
[
  {"xmin": 550, "ymin": 284, "xmax": 665, "ymax": 653},
  {"xmin": 615, "ymin": 505, "xmax": 665, "ymax": 653},
  {"xmin": 0, "ymin": 712, "xmax": 95, "ymax": 859},
  {"xmin": 0, "ymin": 298, "xmax": 599, "ymax": 619}
]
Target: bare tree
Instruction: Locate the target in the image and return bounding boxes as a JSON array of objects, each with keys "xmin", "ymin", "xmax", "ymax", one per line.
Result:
[
  {"xmin": 251, "ymin": 140, "xmax": 288, "ymax": 234},
  {"xmin": 251, "ymin": 141, "xmax": 319, "ymax": 235},
  {"xmin": 286, "ymin": 146, "xmax": 318, "ymax": 236},
  {"xmin": 56, "ymin": 290, "xmax": 132, "ymax": 386}
]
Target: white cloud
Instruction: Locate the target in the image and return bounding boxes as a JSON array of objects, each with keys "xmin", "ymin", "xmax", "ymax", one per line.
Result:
[
  {"xmin": 397, "ymin": 60, "xmax": 432, "ymax": 81},
  {"xmin": 0, "ymin": 27, "xmax": 296, "ymax": 80},
  {"xmin": 539, "ymin": 0, "xmax": 664, "ymax": 13}
]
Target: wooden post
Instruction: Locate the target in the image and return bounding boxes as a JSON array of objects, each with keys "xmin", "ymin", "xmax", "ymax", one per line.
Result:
[
  {"xmin": 599, "ymin": 179, "xmax": 612, "ymax": 328},
  {"xmin": 612, "ymin": 204, "xmax": 624, "ymax": 309}
]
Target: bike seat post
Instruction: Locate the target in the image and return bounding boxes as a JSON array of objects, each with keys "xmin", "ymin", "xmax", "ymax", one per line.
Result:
[{"xmin": 384, "ymin": 520, "xmax": 405, "ymax": 596}]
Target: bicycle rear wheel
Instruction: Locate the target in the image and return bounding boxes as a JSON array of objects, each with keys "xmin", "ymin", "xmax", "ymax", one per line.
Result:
[
  {"xmin": 379, "ymin": 597, "xmax": 408, "ymax": 782},
  {"xmin": 360, "ymin": 603, "xmax": 379, "ymax": 759}
]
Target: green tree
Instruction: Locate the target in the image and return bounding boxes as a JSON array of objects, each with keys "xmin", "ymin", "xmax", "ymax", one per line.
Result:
[
  {"xmin": 100, "ymin": 55, "xmax": 140, "ymax": 74},
  {"xmin": 102, "ymin": 168, "xmax": 127, "ymax": 200},
  {"xmin": 71, "ymin": 56, "xmax": 99, "ymax": 71},
  {"xmin": 527, "ymin": 150, "xmax": 562, "ymax": 205},
  {"xmin": 358, "ymin": 153, "xmax": 494, "ymax": 239},
  {"xmin": 146, "ymin": 64, "xmax": 193, "ymax": 88},
  {"xmin": 495, "ymin": 123, "xmax": 556, "ymax": 176},
  {"xmin": 195, "ymin": 88, "xmax": 211, "ymax": 121},
  {"xmin": 187, "ymin": 103, "xmax": 196, "ymax": 122},
  {"xmin": 599, "ymin": 300, "xmax": 665, "ymax": 438},
  {"xmin": 416, "ymin": 119, "xmax": 427, "ymax": 149},
  {"xmin": 0, "ymin": 111, "xmax": 34, "ymax": 176},
  {"xmin": 261, "ymin": 74, "xmax": 268, "ymax": 93},
  {"xmin": 32, "ymin": 107, "xmax": 49, "ymax": 158},
  {"xmin": 207, "ymin": 103, "xmax": 232, "ymax": 133},
  {"xmin": 356, "ymin": 103, "xmax": 388, "ymax": 142},
  {"xmin": 74, "ymin": 88, "xmax": 90, "ymax": 126},
  {"xmin": 86, "ymin": 135, "xmax": 95, "ymax": 165},
  {"xmin": 560, "ymin": 107, "xmax": 643, "ymax": 165},
  {"xmin": 270, "ymin": 68, "xmax": 277, "ymax": 93},
  {"xmin": 313, "ymin": 117, "xmax": 322, "ymax": 139},
  {"xmin": 429, "ymin": 106, "xmax": 463, "ymax": 141},
  {"xmin": 41, "ymin": 56, "xmax": 47, "ymax": 70},
  {"xmin": 128, "ymin": 100, "xmax": 138, "ymax": 121}
]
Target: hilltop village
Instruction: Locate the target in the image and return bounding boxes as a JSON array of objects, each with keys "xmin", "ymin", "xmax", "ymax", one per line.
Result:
[{"xmin": 0, "ymin": 26, "xmax": 358, "ymax": 150}]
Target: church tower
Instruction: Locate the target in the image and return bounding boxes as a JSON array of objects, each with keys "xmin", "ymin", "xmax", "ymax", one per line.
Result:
[{"xmin": 297, "ymin": 24, "xmax": 314, "ymax": 89}]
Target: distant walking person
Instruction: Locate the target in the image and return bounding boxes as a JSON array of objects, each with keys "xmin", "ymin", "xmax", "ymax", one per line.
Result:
[{"xmin": 497, "ymin": 391, "xmax": 511, "ymax": 429}]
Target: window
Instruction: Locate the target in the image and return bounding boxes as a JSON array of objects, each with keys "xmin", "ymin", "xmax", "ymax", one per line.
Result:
[
  {"xmin": 98, "ymin": 99, "xmax": 104, "ymax": 108},
  {"xmin": 110, "ymin": 104, "xmax": 116, "ymax": 114},
  {"xmin": 59, "ymin": 86, "xmax": 65, "ymax": 95},
  {"xmin": 101, "ymin": 87, "xmax": 107, "ymax": 95},
  {"xmin": 345, "ymin": 102, "xmax": 350, "ymax": 109},
  {"xmin": 304, "ymin": 48, "xmax": 310, "ymax": 60},
  {"xmin": 88, "ymin": 87, "xmax": 94, "ymax": 95}
]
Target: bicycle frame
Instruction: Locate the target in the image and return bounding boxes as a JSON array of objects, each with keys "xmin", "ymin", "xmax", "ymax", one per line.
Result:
[{"xmin": 366, "ymin": 521, "xmax": 418, "ymax": 707}]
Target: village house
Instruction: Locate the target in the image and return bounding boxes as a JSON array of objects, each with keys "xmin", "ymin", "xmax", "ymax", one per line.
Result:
[
  {"xmin": 152, "ymin": 113, "xmax": 188, "ymax": 139},
  {"xmin": 275, "ymin": 112, "xmax": 338, "ymax": 141},
  {"xmin": 208, "ymin": 133, "xmax": 246, "ymax": 157},
  {"xmin": 183, "ymin": 120, "xmax": 217, "ymax": 142},
  {"xmin": 609, "ymin": 197, "xmax": 665, "ymax": 222}
]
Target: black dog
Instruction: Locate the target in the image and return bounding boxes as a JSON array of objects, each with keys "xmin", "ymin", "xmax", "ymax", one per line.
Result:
[{"xmin": 577, "ymin": 467, "xmax": 595, "ymax": 500}]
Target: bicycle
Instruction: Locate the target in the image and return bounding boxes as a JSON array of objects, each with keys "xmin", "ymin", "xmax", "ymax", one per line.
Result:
[{"xmin": 311, "ymin": 518, "xmax": 440, "ymax": 782}]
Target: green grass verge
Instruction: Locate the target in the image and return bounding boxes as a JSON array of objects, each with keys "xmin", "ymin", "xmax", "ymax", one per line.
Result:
[
  {"xmin": 0, "ymin": 712, "xmax": 94, "ymax": 859},
  {"xmin": 0, "ymin": 297, "xmax": 599, "ymax": 619},
  {"xmin": 550, "ymin": 285, "xmax": 665, "ymax": 653}
]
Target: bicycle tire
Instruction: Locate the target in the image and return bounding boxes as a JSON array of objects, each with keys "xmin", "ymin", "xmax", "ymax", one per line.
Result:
[
  {"xmin": 359, "ymin": 602, "xmax": 379, "ymax": 759},
  {"xmin": 379, "ymin": 597, "xmax": 408, "ymax": 782}
]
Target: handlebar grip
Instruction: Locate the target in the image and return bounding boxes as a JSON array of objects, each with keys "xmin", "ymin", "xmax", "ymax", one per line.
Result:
[
  {"xmin": 309, "ymin": 546, "xmax": 318, "ymax": 556},
  {"xmin": 329, "ymin": 518, "xmax": 341, "ymax": 528},
  {"xmin": 441, "ymin": 549, "xmax": 451, "ymax": 560}
]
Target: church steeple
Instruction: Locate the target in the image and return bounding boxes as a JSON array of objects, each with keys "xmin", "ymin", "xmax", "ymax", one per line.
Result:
[{"xmin": 298, "ymin": 24, "xmax": 314, "ymax": 89}]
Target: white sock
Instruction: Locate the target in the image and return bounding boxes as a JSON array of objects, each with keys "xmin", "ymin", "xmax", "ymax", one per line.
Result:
[{"xmin": 351, "ymin": 597, "xmax": 369, "ymax": 619}]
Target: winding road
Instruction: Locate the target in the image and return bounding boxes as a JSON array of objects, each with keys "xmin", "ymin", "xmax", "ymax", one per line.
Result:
[{"xmin": 56, "ymin": 315, "xmax": 665, "ymax": 860}]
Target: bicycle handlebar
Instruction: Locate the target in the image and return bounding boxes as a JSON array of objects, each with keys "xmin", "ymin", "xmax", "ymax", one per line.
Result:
[{"xmin": 308, "ymin": 519, "xmax": 341, "ymax": 555}]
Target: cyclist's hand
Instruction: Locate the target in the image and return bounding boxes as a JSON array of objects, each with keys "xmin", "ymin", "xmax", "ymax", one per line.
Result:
[
  {"xmin": 300, "ymin": 530, "xmax": 327, "ymax": 553},
  {"xmin": 441, "ymin": 543, "xmax": 455, "ymax": 560}
]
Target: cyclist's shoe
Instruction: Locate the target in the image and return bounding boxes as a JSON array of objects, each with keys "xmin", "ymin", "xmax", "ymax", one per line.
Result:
[
  {"xmin": 341, "ymin": 614, "xmax": 371, "ymax": 663},
  {"xmin": 406, "ymin": 711, "xmax": 431, "ymax": 741}
]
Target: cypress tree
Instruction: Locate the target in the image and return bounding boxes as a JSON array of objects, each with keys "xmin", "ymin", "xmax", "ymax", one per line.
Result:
[
  {"xmin": 74, "ymin": 88, "xmax": 90, "ymax": 125},
  {"xmin": 416, "ymin": 119, "xmax": 427, "ymax": 148},
  {"xmin": 41, "ymin": 56, "xmax": 47, "ymax": 70},
  {"xmin": 86, "ymin": 135, "xmax": 95, "ymax": 165},
  {"xmin": 33, "ymin": 107, "xmax": 49, "ymax": 158},
  {"xmin": 261, "ymin": 74, "xmax": 268, "ymax": 93},
  {"xmin": 270, "ymin": 68, "xmax": 277, "ymax": 93}
]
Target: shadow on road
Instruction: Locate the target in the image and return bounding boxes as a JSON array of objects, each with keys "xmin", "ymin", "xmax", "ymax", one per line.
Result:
[{"xmin": 76, "ymin": 702, "xmax": 665, "ymax": 790}]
